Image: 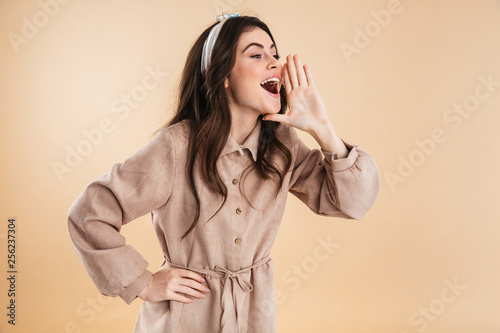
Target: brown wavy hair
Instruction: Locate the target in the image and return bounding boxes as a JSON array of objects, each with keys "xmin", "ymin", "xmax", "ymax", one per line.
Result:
[{"xmin": 152, "ymin": 15, "xmax": 292, "ymax": 242}]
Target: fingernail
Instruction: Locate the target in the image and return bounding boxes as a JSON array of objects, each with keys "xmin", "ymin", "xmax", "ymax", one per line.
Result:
[{"xmin": 205, "ymin": 287, "xmax": 210, "ymax": 292}]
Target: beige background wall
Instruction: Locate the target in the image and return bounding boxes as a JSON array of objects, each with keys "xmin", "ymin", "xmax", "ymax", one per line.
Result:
[{"xmin": 1, "ymin": 0, "xmax": 499, "ymax": 332}]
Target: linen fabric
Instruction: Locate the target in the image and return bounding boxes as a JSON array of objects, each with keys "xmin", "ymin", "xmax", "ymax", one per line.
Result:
[{"xmin": 67, "ymin": 117, "xmax": 380, "ymax": 332}]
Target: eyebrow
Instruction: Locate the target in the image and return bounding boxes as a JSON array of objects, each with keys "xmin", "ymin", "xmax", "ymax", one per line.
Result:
[{"xmin": 242, "ymin": 42, "xmax": 276, "ymax": 53}]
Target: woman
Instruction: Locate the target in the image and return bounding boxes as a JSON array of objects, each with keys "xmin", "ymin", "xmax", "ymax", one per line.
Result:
[{"xmin": 67, "ymin": 13, "xmax": 380, "ymax": 333}]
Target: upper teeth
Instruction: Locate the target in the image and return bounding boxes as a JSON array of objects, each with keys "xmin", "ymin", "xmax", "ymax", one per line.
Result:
[{"xmin": 261, "ymin": 78, "xmax": 280, "ymax": 85}]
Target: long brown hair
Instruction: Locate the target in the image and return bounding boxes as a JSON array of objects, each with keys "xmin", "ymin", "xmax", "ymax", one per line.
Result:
[{"xmin": 153, "ymin": 15, "xmax": 292, "ymax": 242}]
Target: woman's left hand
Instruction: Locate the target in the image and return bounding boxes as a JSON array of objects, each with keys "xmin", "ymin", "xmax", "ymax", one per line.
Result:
[{"xmin": 262, "ymin": 54, "xmax": 332, "ymax": 136}]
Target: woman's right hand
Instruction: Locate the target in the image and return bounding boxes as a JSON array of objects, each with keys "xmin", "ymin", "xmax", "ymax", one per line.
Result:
[{"xmin": 137, "ymin": 264, "xmax": 211, "ymax": 303}]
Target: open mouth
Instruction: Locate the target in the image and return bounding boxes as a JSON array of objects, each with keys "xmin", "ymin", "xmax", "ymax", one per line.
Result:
[{"xmin": 260, "ymin": 78, "xmax": 280, "ymax": 95}]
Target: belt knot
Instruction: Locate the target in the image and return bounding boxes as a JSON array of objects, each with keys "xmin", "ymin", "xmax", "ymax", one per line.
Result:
[
  {"xmin": 164, "ymin": 254, "xmax": 271, "ymax": 333},
  {"xmin": 214, "ymin": 265, "xmax": 254, "ymax": 293}
]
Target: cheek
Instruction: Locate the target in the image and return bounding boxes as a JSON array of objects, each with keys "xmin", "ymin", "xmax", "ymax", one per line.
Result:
[
  {"xmin": 231, "ymin": 63, "xmax": 264, "ymax": 96},
  {"xmin": 240, "ymin": 63, "xmax": 262, "ymax": 81},
  {"xmin": 238, "ymin": 74, "xmax": 260, "ymax": 94}
]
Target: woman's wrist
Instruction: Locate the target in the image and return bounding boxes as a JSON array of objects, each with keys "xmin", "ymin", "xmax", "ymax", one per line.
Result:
[{"xmin": 311, "ymin": 123, "xmax": 349, "ymax": 159}]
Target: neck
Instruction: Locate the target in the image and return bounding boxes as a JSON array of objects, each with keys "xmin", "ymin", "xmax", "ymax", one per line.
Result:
[{"xmin": 229, "ymin": 110, "xmax": 260, "ymax": 146}]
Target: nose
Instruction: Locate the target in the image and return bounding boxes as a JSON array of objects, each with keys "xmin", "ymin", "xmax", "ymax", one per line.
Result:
[{"xmin": 267, "ymin": 54, "xmax": 281, "ymax": 69}]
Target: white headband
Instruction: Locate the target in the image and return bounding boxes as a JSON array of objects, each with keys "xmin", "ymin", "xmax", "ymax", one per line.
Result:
[{"xmin": 200, "ymin": 12, "xmax": 239, "ymax": 74}]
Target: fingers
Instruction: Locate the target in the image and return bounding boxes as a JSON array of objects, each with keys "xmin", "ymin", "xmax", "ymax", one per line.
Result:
[
  {"xmin": 177, "ymin": 268, "xmax": 206, "ymax": 285},
  {"xmin": 285, "ymin": 55, "xmax": 299, "ymax": 89},
  {"xmin": 304, "ymin": 64, "xmax": 315, "ymax": 87},
  {"xmin": 283, "ymin": 54, "xmax": 310, "ymax": 90},
  {"xmin": 174, "ymin": 284, "xmax": 206, "ymax": 301},
  {"xmin": 292, "ymin": 55, "xmax": 308, "ymax": 87},
  {"xmin": 263, "ymin": 113, "xmax": 291, "ymax": 126},
  {"xmin": 283, "ymin": 63, "xmax": 292, "ymax": 95},
  {"xmin": 173, "ymin": 269, "xmax": 210, "ymax": 303},
  {"xmin": 178, "ymin": 273, "xmax": 210, "ymax": 294},
  {"xmin": 146, "ymin": 266, "xmax": 211, "ymax": 304}
]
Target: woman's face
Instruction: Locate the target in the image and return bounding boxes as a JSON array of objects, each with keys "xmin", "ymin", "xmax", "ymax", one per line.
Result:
[{"xmin": 224, "ymin": 27, "xmax": 283, "ymax": 118}]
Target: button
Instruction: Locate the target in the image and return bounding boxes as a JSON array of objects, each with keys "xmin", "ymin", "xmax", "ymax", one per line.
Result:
[
  {"xmin": 232, "ymin": 178, "xmax": 238, "ymax": 185},
  {"xmin": 234, "ymin": 238, "xmax": 242, "ymax": 244},
  {"xmin": 236, "ymin": 208, "xmax": 242, "ymax": 214}
]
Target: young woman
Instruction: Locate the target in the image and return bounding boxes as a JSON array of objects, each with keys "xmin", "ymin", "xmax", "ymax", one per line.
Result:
[{"xmin": 68, "ymin": 13, "xmax": 380, "ymax": 333}]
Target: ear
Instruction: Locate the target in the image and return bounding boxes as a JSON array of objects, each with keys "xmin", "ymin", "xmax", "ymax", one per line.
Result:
[{"xmin": 224, "ymin": 76, "xmax": 229, "ymax": 89}]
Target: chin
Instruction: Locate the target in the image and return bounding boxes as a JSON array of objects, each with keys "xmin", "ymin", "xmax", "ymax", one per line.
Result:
[
  {"xmin": 264, "ymin": 101, "xmax": 282, "ymax": 115},
  {"xmin": 261, "ymin": 107, "xmax": 280, "ymax": 117}
]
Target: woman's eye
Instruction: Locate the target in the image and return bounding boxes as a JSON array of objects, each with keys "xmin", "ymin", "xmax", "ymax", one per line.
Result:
[{"xmin": 250, "ymin": 54, "xmax": 281, "ymax": 60}]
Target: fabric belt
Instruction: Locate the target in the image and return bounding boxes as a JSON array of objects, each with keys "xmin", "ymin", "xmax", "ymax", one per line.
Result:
[{"xmin": 163, "ymin": 254, "xmax": 271, "ymax": 333}]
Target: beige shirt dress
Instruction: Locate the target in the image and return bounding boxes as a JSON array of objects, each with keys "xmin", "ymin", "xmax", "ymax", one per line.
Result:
[{"xmin": 67, "ymin": 117, "xmax": 380, "ymax": 333}]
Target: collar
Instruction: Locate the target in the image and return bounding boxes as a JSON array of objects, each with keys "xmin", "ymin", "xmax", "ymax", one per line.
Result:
[{"xmin": 219, "ymin": 117, "xmax": 261, "ymax": 162}]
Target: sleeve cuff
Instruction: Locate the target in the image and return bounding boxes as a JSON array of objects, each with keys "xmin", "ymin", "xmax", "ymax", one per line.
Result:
[
  {"xmin": 119, "ymin": 269, "xmax": 153, "ymax": 305},
  {"xmin": 321, "ymin": 139, "xmax": 359, "ymax": 172}
]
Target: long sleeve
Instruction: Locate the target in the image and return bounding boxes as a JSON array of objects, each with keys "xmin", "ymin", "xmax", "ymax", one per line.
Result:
[
  {"xmin": 288, "ymin": 128, "xmax": 380, "ymax": 220},
  {"xmin": 67, "ymin": 128, "xmax": 176, "ymax": 304}
]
